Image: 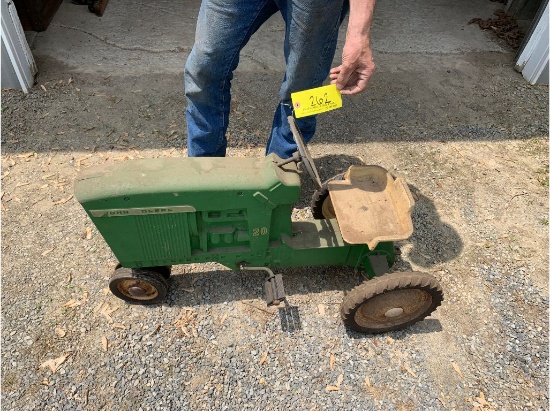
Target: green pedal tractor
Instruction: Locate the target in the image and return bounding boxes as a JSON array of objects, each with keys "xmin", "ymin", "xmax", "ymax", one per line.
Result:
[{"xmin": 75, "ymin": 117, "xmax": 443, "ymax": 334}]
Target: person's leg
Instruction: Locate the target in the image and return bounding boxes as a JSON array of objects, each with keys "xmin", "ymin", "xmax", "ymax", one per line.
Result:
[
  {"xmin": 266, "ymin": 0, "xmax": 349, "ymax": 159},
  {"xmin": 185, "ymin": 0, "xmax": 278, "ymax": 157}
]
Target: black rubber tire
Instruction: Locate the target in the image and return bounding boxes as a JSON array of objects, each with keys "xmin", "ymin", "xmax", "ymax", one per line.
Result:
[
  {"xmin": 114, "ymin": 263, "xmax": 171, "ymax": 279},
  {"xmin": 311, "ymin": 173, "xmax": 345, "ymax": 219},
  {"xmin": 341, "ymin": 271, "xmax": 443, "ymax": 334},
  {"xmin": 109, "ymin": 267, "xmax": 168, "ymax": 305}
]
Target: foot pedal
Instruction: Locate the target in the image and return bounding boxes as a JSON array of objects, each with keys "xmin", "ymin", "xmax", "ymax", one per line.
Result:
[{"xmin": 265, "ymin": 274, "xmax": 286, "ymax": 307}]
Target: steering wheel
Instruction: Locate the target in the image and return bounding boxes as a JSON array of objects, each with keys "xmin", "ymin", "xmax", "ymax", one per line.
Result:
[{"xmin": 287, "ymin": 116, "xmax": 322, "ymax": 189}]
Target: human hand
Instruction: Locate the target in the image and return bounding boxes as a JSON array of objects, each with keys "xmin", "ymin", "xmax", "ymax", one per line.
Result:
[{"xmin": 329, "ymin": 37, "xmax": 375, "ymax": 95}]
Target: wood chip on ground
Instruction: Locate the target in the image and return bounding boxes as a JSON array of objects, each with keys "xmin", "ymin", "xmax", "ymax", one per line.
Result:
[
  {"xmin": 39, "ymin": 352, "xmax": 72, "ymax": 373},
  {"xmin": 77, "ymin": 155, "xmax": 93, "ymax": 167},
  {"xmin": 174, "ymin": 309, "xmax": 198, "ymax": 337},
  {"xmin": 147, "ymin": 323, "xmax": 161, "ymax": 337},
  {"xmin": 100, "ymin": 304, "xmax": 119, "ymax": 324},
  {"xmin": 259, "ymin": 351, "xmax": 268, "ymax": 366},
  {"xmin": 403, "ymin": 363, "xmax": 418, "ymax": 379},
  {"xmin": 62, "ymin": 299, "xmax": 80, "ymax": 308},
  {"xmin": 451, "ymin": 361, "xmax": 464, "ymax": 379},
  {"xmin": 53, "ymin": 195, "xmax": 73, "ymax": 205},
  {"xmin": 326, "ymin": 374, "xmax": 344, "ymax": 392},
  {"xmin": 55, "ymin": 328, "xmax": 66, "ymax": 337}
]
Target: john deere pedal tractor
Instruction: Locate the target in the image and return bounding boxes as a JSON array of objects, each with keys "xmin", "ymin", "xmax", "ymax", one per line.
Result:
[{"xmin": 74, "ymin": 117, "xmax": 443, "ymax": 334}]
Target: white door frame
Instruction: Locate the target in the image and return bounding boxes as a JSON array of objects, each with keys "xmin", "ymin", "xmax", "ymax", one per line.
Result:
[
  {"xmin": 1, "ymin": 0, "xmax": 37, "ymax": 92},
  {"xmin": 515, "ymin": 0, "xmax": 549, "ymax": 84}
]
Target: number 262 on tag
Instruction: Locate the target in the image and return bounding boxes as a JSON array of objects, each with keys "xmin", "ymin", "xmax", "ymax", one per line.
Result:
[{"xmin": 291, "ymin": 84, "xmax": 342, "ymax": 119}]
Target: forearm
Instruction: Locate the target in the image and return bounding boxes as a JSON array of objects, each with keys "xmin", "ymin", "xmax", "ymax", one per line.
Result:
[
  {"xmin": 346, "ymin": 0, "xmax": 375, "ymax": 44},
  {"xmin": 330, "ymin": 0, "xmax": 376, "ymax": 94}
]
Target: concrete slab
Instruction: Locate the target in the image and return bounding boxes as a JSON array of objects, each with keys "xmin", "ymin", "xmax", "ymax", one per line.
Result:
[
  {"xmin": 371, "ymin": 0, "xmax": 507, "ymax": 54},
  {"xmin": 27, "ymin": 0, "xmax": 507, "ymax": 77}
]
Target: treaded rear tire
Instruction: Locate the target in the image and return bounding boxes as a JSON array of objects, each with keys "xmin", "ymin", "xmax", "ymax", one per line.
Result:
[
  {"xmin": 311, "ymin": 173, "xmax": 345, "ymax": 219},
  {"xmin": 341, "ymin": 271, "xmax": 443, "ymax": 334}
]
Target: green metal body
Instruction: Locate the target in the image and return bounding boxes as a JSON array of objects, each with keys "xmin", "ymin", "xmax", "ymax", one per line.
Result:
[{"xmin": 74, "ymin": 154, "xmax": 395, "ymax": 275}]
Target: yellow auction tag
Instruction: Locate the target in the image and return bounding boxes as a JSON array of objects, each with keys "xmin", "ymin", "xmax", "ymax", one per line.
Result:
[{"xmin": 291, "ymin": 84, "xmax": 342, "ymax": 119}]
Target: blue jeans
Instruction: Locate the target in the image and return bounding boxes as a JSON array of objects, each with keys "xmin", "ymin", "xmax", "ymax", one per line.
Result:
[{"xmin": 184, "ymin": 0, "xmax": 349, "ymax": 159}]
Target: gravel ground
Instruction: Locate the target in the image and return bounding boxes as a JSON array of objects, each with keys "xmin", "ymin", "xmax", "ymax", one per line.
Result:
[{"xmin": 1, "ymin": 50, "xmax": 548, "ymax": 411}]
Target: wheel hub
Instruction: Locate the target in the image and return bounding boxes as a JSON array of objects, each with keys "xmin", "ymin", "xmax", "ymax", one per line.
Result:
[
  {"xmin": 355, "ymin": 288, "xmax": 433, "ymax": 330},
  {"xmin": 384, "ymin": 307, "xmax": 404, "ymax": 318},
  {"xmin": 128, "ymin": 286, "xmax": 147, "ymax": 297},
  {"xmin": 117, "ymin": 279, "xmax": 159, "ymax": 300}
]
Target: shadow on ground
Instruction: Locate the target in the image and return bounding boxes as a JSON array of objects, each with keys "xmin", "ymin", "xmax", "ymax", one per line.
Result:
[
  {"xmin": 300, "ymin": 155, "xmax": 465, "ymax": 268},
  {"xmin": 139, "ymin": 265, "xmax": 444, "ymax": 336}
]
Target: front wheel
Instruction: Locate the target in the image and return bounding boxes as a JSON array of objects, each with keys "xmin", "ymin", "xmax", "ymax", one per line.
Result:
[
  {"xmin": 109, "ymin": 267, "xmax": 168, "ymax": 305},
  {"xmin": 341, "ymin": 271, "xmax": 443, "ymax": 334}
]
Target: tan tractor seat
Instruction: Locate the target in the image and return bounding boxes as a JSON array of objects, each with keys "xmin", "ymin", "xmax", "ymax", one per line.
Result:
[{"xmin": 327, "ymin": 165, "xmax": 415, "ymax": 250}]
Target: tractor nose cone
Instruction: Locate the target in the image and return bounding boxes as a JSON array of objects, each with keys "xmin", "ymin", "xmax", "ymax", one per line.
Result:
[{"xmin": 128, "ymin": 286, "xmax": 146, "ymax": 297}]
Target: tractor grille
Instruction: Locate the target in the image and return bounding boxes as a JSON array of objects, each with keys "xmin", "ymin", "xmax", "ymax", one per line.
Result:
[{"xmin": 134, "ymin": 213, "xmax": 193, "ymax": 260}]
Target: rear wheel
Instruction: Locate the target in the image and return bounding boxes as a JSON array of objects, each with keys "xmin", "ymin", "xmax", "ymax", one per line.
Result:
[
  {"xmin": 109, "ymin": 267, "xmax": 168, "ymax": 305},
  {"xmin": 311, "ymin": 173, "xmax": 345, "ymax": 219},
  {"xmin": 341, "ymin": 271, "xmax": 443, "ymax": 333}
]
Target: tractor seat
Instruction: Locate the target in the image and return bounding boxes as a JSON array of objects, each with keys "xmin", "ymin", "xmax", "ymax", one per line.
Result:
[{"xmin": 327, "ymin": 165, "xmax": 415, "ymax": 250}]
